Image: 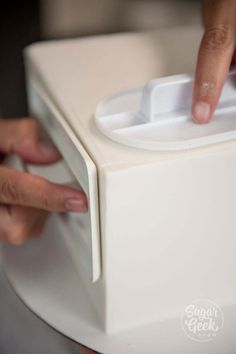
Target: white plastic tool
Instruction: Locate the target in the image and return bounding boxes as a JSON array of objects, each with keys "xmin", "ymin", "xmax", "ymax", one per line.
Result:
[
  {"xmin": 29, "ymin": 85, "xmax": 101, "ymax": 283},
  {"xmin": 96, "ymin": 69, "xmax": 236, "ymax": 151},
  {"xmin": 4, "ymin": 153, "xmax": 100, "ymax": 283}
]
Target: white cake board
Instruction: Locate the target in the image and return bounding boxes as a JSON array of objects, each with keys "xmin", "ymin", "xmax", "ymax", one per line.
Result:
[{"xmin": 2, "ymin": 214, "xmax": 236, "ymax": 354}]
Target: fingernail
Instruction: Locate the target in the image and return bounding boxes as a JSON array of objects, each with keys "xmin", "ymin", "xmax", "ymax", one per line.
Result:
[
  {"xmin": 64, "ymin": 198, "xmax": 87, "ymax": 212},
  {"xmin": 193, "ymin": 101, "xmax": 211, "ymax": 123}
]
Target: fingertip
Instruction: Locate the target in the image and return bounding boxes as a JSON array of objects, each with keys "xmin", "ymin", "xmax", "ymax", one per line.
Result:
[
  {"xmin": 36, "ymin": 143, "xmax": 61, "ymax": 162},
  {"xmin": 61, "ymin": 185, "xmax": 88, "ymax": 213},
  {"xmin": 192, "ymin": 100, "xmax": 212, "ymax": 124},
  {"xmin": 64, "ymin": 197, "xmax": 88, "ymax": 213},
  {"xmin": 15, "ymin": 143, "xmax": 60, "ymax": 164}
]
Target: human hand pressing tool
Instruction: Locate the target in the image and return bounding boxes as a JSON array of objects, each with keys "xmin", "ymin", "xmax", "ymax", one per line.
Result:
[
  {"xmin": 0, "ymin": 118, "xmax": 87, "ymax": 245},
  {"xmin": 193, "ymin": 0, "xmax": 236, "ymax": 123}
]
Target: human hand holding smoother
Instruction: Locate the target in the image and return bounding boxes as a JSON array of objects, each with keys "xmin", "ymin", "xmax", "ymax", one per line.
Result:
[
  {"xmin": 0, "ymin": 118, "xmax": 87, "ymax": 245},
  {"xmin": 192, "ymin": 0, "xmax": 236, "ymax": 123}
]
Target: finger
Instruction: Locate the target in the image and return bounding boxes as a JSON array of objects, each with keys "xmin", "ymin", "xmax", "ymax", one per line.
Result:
[
  {"xmin": 30, "ymin": 210, "xmax": 48, "ymax": 238},
  {"xmin": 0, "ymin": 205, "xmax": 43, "ymax": 245},
  {"xmin": 14, "ymin": 209, "xmax": 49, "ymax": 244},
  {"xmin": 192, "ymin": 0, "xmax": 236, "ymax": 123},
  {"xmin": 0, "ymin": 166, "xmax": 88, "ymax": 213},
  {"xmin": 0, "ymin": 118, "xmax": 60, "ymax": 164},
  {"xmin": 0, "ymin": 205, "xmax": 12, "ymax": 243}
]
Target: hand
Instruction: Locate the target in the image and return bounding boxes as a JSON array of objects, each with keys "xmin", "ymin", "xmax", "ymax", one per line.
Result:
[
  {"xmin": 0, "ymin": 118, "xmax": 87, "ymax": 245},
  {"xmin": 192, "ymin": 0, "xmax": 236, "ymax": 123}
]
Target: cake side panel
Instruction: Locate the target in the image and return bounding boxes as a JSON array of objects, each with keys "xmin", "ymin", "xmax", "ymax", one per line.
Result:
[{"xmin": 103, "ymin": 149, "xmax": 236, "ymax": 332}]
